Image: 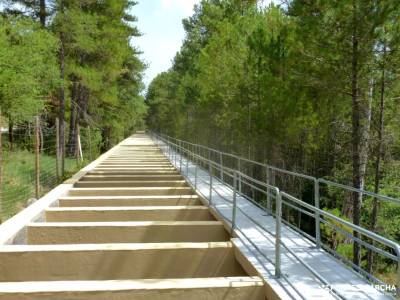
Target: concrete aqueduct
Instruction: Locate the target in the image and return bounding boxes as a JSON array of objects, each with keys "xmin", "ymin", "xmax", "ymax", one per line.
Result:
[{"xmin": 0, "ymin": 133, "xmax": 267, "ymax": 299}]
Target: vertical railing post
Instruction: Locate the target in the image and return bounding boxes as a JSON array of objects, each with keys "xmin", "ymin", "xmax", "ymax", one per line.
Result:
[
  {"xmin": 179, "ymin": 141, "xmax": 182, "ymax": 173},
  {"xmin": 219, "ymin": 152, "xmax": 223, "ymax": 181},
  {"xmin": 35, "ymin": 116, "xmax": 40, "ymax": 199},
  {"xmin": 174, "ymin": 143, "xmax": 177, "ymax": 167},
  {"xmin": 171, "ymin": 140, "xmax": 173, "ymax": 161},
  {"xmin": 275, "ymin": 190, "xmax": 282, "ymax": 278},
  {"xmin": 192, "ymin": 145, "xmax": 194, "ymax": 166},
  {"xmin": 396, "ymin": 254, "xmax": 400, "ymax": 298},
  {"xmin": 231, "ymin": 172, "xmax": 238, "ymax": 237},
  {"xmin": 314, "ymin": 179, "xmax": 321, "ymax": 248},
  {"xmin": 271, "ymin": 168, "xmax": 276, "ymax": 196},
  {"xmin": 209, "ymin": 162, "xmax": 213, "ymax": 206},
  {"xmin": 194, "ymin": 160, "xmax": 198, "ymax": 190},
  {"xmin": 186, "ymin": 148, "xmax": 189, "ymax": 176},
  {"xmin": 238, "ymin": 158, "xmax": 241, "ymax": 193},
  {"xmin": 266, "ymin": 165, "xmax": 271, "ymax": 214},
  {"xmin": 196, "ymin": 145, "xmax": 198, "ymax": 165}
]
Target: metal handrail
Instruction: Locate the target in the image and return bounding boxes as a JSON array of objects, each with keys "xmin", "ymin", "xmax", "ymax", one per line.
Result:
[
  {"xmin": 318, "ymin": 178, "xmax": 400, "ymax": 205},
  {"xmin": 155, "ymin": 134, "xmax": 283, "ymax": 277},
  {"xmin": 156, "ymin": 135, "xmax": 345, "ymax": 298},
  {"xmin": 281, "ymin": 192, "xmax": 400, "ymax": 262},
  {"xmin": 151, "ymin": 132, "xmax": 400, "ymax": 298},
  {"xmin": 161, "ymin": 133, "xmax": 400, "ymax": 206}
]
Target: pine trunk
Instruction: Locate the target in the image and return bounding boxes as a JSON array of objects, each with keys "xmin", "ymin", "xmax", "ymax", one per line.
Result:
[
  {"xmin": 350, "ymin": 0, "xmax": 371, "ymax": 267},
  {"xmin": 67, "ymin": 82, "xmax": 78, "ymax": 156},
  {"xmin": 101, "ymin": 126, "xmax": 111, "ymax": 152},
  {"xmin": 59, "ymin": 27, "xmax": 66, "ymax": 177},
  {"xmin": 367, "ymin": 49, "xmax": 386, "ymax": 273},
  {"xmin": 8, "ymin": 119, "xmax": 13, "ymax": 151},
  {"xmin": 39, "ymin": 0, "xmax": 46, "ymax": 27}
]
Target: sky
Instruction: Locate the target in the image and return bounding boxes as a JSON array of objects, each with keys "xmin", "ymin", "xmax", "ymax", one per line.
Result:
[{"xmin": 132, "ymin": 0, "xmax": 201, "ymax": 88}]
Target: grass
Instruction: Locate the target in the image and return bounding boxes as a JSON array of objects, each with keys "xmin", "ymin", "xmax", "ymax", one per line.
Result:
[{"xmin": 1, "ymin": 150, "xmax": 82, "ymax": 221}]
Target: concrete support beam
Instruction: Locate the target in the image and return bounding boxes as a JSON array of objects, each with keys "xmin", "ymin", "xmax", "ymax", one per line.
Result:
[
  {"xmin": 93, "ymin": 167, "xmax": 177, "ymax": 171},
  {"xmin": 0, "ymin": 277, "xmax": 265, "ymax": 300},
  {"xmin": 103, "ymin": 158, "xmax": 170, "ymax": 164},
  {"xmin": 27, "ymin": 221, "xmax": 230, "ymax": 244},
  {"xmin": 108, "ymin": 154, "xmax": 165, "ymax": 160},
  {"xmin": 95, "ymin": 165, "xmax": 174, "ymax": 168},
  {"xmin": 45, "ymin": 206, "xmax": 214, "ymax": 222},
  {"xmin": 0, "ymin": 243, "xmax": 246, "ymax": 281},
  {"xmin": 58, "ymin": 195, "xmax": 202, "ymax": 207},
  {"xmin": 74, "ymin": 181, "xmax": 188, "ymax": 188},
  {"xmin": 79, "ymin": 175, "xmax": 184, "ymax": 181},
  {"xmin": 87, "ymin": 170, "xmax": 180, "ymax": 175},
  {"xmin": 67, "ymin": 187, "xmax": 195, "ymax": 196}
]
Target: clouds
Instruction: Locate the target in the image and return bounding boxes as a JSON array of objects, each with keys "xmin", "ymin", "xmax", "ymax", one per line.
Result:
[{"xmin": 160, "ymin": 0, "xmax": 200, "ymax": 15}]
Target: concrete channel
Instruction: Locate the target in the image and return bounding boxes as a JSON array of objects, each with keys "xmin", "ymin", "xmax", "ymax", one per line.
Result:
[{"xmin": 0, "ymin": 133, "xmax": 267, "ymax": 299}]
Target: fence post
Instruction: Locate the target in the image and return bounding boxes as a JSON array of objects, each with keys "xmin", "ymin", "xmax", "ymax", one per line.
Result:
[
  {"xmin": 88, "ymin": 127, "xmax": 92, "ymax": 161},
  {"xmin": 275, "ymin": 191, "xmax": 282, "ymax": 278},
  {"xmin": 209, "ymin": 162, "xmax": 213, "ymax": 206},
  {"xmin": 231, "ymin": 172, "xmax": 238, "ymax": 237},
  {"xmin": 314, "ymin": 179, "xmax": 321, "ymax": 248},
  {"xmin": 61, "ymin": 120, "xmax": 66, "ymax": 179},
  {"xmin": 35, "ymin": 116, "xmax": 40, "ymax": 199},
  {"xmin": 77, "ymin": 124, "xmax": 83, "ymax": 162},
  {"xmin": 55, "ymin": 118, "xmax": 60, "ymax": 181},
  {"xmin": 75, "ymin": 124, "xmax": 79, "ymax": 166}
]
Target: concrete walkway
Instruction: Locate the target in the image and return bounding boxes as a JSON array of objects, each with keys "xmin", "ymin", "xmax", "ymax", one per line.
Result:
[{"xmin": 163, "ymin": 139, "xmax": 394, "ymax": 300}]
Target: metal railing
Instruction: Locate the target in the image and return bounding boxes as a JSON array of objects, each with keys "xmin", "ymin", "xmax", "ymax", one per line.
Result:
[{"xmin": 150, "ymin": 132, "xmax": 400, "ymax": 298}]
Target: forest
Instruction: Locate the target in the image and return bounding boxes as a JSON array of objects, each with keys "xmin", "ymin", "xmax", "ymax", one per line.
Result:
[
  {"xmin": 0, "ymin": 0, "xmax": 147, "ymax": 167},
  {"xmin": 145, "ymin": 0, "xmax": 400, "ymax": 285},
  {"xmin": 0, "ymin": 0, "xmax": 146, "ymax": 217}
]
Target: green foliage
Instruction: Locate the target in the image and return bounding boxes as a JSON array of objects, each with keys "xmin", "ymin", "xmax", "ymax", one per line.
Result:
[
  {"xmin": 0, "ymin": 0, "xmax": 147, "ymax": 222},
  {"xmin": 52, "ymin": 0, "xmax": 147, "ymax": 144},
  {"xmin": 321, "ymin": 208, "xmax": 352, "ymax": 248},
  {"xmin": 146, "ymin": 0, "xmax": 400, "ymax": 282},
  {"xmin": 0, "ymin": 16, "xmax": 59, "ymax": 122},
  {"xmin": 1, "ymin": 0, "xmax": 147, "ymax": 148}
]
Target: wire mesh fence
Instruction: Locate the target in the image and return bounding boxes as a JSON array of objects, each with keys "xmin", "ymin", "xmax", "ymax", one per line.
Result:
[{"xmin": 0, "ymin": 116, "xmax": 103, "ymax": 222}]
